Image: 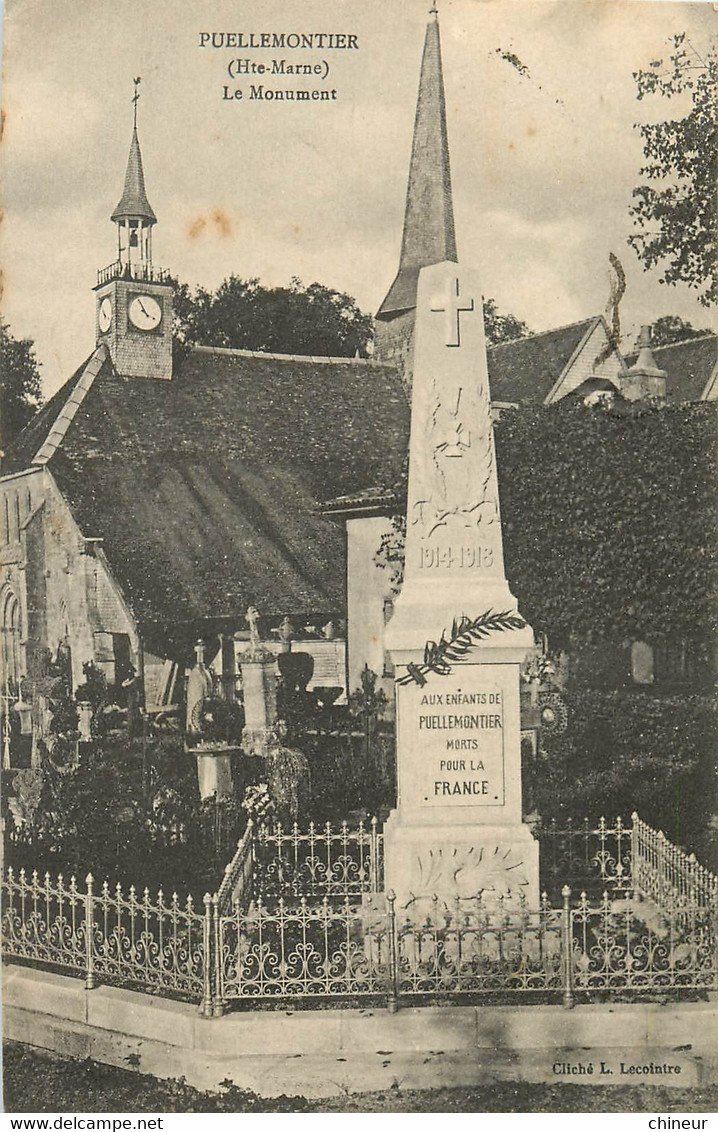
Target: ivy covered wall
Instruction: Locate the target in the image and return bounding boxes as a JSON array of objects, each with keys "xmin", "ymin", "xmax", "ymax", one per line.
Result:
[{"xmin": 495, "ymin": 401, "xmax": 717, "ymax": 646}]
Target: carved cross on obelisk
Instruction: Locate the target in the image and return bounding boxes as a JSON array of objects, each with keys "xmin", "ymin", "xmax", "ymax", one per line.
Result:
[{"xmin": 429, "ymin": 275, "xmax": 475, "ymax": 347}]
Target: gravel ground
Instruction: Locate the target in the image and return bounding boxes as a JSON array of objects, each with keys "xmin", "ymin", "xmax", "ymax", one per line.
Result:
[{"xmin": 3, "ymin": 1042, "xmax": 717, "ymax": 1113}]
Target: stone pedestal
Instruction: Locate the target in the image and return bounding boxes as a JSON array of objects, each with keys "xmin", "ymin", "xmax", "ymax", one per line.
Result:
[
  {"xmin": 383, "ymin": 650, "xmax": 540, "ymax": 912},
  {"xmin": 384, "ymin": 261, "xmax": 539, "ymax": 913},
  {"xmin": 240, "ymin": 643, "xmax": 280, "ymax": 758}
]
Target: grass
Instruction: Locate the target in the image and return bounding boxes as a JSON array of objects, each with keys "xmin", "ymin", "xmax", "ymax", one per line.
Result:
[{"xmin": 4, "ymin": 1042, "xmax": 718, "ymax": 1113}]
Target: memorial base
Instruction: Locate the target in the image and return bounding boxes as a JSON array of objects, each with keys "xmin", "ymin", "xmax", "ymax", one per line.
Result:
[{"xmin": 383, "ymin": 810, "xmax": 540, "ymax": 913}]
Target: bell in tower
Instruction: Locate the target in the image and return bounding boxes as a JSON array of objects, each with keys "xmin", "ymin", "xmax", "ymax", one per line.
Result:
[{"xmin": 95, "ymin": 78, "xmax": 174, "ymax": 380}]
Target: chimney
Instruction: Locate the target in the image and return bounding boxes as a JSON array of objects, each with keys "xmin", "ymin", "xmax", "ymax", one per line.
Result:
[{"xmin": 624, "ymin": 325, "xmax": 667, "ymax": 402}]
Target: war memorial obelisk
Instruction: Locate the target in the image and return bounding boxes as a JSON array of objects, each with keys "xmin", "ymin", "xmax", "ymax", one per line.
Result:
[{"xmin": 384, "ymin": 260, "xmax": 540, "ymax": 909}]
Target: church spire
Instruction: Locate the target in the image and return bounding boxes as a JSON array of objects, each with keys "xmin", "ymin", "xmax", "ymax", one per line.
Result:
[
  {"xmin": 376, "ymin": 5, "xmax": 457, "ymax": 320},
  {"xmin": 111, "ymin": 79, "xmax": 157, "ymax": 226}
]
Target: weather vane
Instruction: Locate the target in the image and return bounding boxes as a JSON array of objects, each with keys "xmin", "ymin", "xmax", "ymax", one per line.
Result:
[{"xmin": 132, "ymin": 77, "xmax": 141, "ymax": 128}]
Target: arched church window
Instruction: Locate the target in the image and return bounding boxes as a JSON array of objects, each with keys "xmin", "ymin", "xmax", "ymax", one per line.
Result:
[{"xmin": 1, "ymin": 589, "xmax": 22, "ymax": 695}]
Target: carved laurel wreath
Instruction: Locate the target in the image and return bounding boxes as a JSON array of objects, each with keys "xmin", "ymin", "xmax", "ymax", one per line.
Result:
[{"xmin": 398, "ymin": 610, "xmax": 526, "ymax": 687}]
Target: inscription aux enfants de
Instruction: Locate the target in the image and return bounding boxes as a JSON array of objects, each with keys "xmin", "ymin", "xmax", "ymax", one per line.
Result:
[{"xmin": 406, "ymin": 685, "xmax": 506, "ymax": 805}]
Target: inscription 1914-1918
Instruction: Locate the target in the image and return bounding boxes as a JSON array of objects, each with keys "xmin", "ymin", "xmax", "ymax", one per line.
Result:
[{"xmin": 419, "ymin": 545, "xmax": 494, "ymax": 569}]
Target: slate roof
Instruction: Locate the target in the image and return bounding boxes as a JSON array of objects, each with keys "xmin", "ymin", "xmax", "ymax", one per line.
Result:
[
  {"xmin": 486, "ymin": 318, "xmax": 599, "ymax": 404},
  {"xmin": 1, "ymin": 357, "xmax": 91, "ymax": 471},
  {"xmin": 624, "ymin": 334, "xmax": 717, "ymax": 403},
  {"xmin": 3, "ymin": 346, "xmax": 409, "ymax": 653}
]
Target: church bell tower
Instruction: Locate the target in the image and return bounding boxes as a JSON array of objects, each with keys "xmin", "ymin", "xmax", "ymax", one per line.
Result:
[{"xmin": 95, "ymin": 79, "xmax": 173, "ymax": 380}]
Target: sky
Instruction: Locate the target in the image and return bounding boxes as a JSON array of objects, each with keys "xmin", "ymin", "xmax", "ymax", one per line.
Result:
[{"xmin": 1, "ymin": 0, "xmax": 715, "ymax": 398}]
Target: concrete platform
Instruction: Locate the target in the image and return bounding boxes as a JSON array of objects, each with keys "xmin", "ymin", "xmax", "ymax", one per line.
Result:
[{"xmin": 3, "ymin": 964, "xmax": 717, "ymax": 1098}]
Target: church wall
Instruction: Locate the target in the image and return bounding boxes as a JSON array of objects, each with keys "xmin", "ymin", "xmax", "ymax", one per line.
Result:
[
  {"xmin": 373, "ymin": 311, "xmax": 415, "ymax": 389},
  {"xmin": 23, "ymin": 503, "xmax": 48, "ymax": 682},
  {"xmin": 0, "ymin": 467, "xmax": 143, "ymax": 696},
  {"xmin": 33, "ymin": 476, "xmax": 141, "ymax": 693},
  {"xmin": 0, "ymin": 469, "xmax": 45, "ymax": 689},
  {"xmin": 346, "ymin": 515, "xmax": 396, "ymax": 706}
]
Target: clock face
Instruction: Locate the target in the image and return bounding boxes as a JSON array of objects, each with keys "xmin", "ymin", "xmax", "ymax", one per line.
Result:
[
  {"xmin": 128, "ymin": 294, "xmax": 162, "ymax": 331},
  {"xmin": 98, "ymin": 297, "xmax": 112, "ymax": 334}
]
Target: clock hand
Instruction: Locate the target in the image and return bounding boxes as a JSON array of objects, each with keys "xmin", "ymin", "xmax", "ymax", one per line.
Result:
[{"xmin": 138, "ymin": 300, "xmax": 149, "ymax": 317}]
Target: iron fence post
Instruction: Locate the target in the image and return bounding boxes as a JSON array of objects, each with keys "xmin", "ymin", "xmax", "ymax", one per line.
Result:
[
  {"xmin": 212, "ymin": 894, "xmax": 225, "ymax": 1016},
  {"xmin": 386, "ymin": 889, "xmax": 399, "ymax": 1013},
  {"xmin": 561, "ymin": 884, "xmax": 574, "ymax": 1010},
  {"xmin": 249, "ymin": 818, "xmax": 256, "ymax": 897},
  {"xmin": 370, "ymin": 816, "xmax": 378, "ymax": 893},
  {"xmin": 199, "ymin": 892, "xmax": 214, "ymax": 1017},
  {"xmin": 84, "ymin": 872, "xmax": 96, "ymax": 990},
  {"xmin": 630, "ymin": 812, "xmax": 639, "ymax": 896}
]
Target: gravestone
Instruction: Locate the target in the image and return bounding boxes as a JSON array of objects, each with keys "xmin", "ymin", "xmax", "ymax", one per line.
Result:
[
  {"xmin": 384, "ymin": 260, "xmax": 539, "ymax": 911},
  {"xmin": 185, "ymin": 640, "xmax": 234, "ymax": 801}
]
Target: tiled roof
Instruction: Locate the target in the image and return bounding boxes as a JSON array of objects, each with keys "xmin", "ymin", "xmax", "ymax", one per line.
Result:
[
  {"xmin": 5, "ymin": 347, "xmax": 409, "ymax": 649},
  {"xmin": 486, "ymin": 318, "xmax": 599, "ymax": 404},
  {"xmin": 1, "ymin": 355, "xmax": 99, "ymax": 476},
  {"xmin": 624, "ymin": 334, "xmax": 717, "ymax": 403},
  {"xmin": 31, "ymin": 347, "xmax": 106, "ymax": 465}
]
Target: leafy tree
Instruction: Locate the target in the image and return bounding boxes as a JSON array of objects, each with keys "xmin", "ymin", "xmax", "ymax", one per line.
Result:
[
  {"xmin": 483, "ymin": 298, "xmax": 530, "ymax": 347},
  {"xmin": 628, "ymin": 34, "xmax": 716, "ymax": 306},
  {"xmin": 173, "ymin": 276, "xmax": 373, "ymax": 357},
  {"xmin": 0, "ymin": 324, "xmax": 43, "ymax": 450},
  {"xmin": 172, "ymin": 276, "xmax": 527, "ymax": 359},
  {"xmin": 650, "ymin": 315, "xmax": 711, "ymax": 347}
]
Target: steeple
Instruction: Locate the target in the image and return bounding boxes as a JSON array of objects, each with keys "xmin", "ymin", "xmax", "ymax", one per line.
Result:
[
  {"xmin": 111, "ymin": 128, "xmax": 157, "ymax": 226},
  {"xmin": 376, "ymin": 4, "xmax": 457, "ymax": 321},
  {"xmin": 95, "ymin": 78, "xmax": 173, "ymax": 381},
  {"xmin": 109, "ymin": 79, "xmax": 157, "ymax": 272}
]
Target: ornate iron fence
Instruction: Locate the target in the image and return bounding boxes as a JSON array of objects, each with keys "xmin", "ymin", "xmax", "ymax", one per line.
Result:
[
  {"xmin": 569, "ymin": 889, "xmax": 718, "ymax": 999},
  {"xmin": 88, "ymin": 878, "xmax": 205, "ymax": 999},
  {"xmin": 252, "ymin": 818, "xmax": 383, "ymax": 898},
  {"xmin": 211, "ymin": 894, "xmax": 390, "ymax": 1012},
  {"xmin": 2, "ymin": 867, "xmax": 87, "ymax": 978},
  {"xmin": 535, "ymin": 816, "xmax": 632, "ymax": 899},
  {"xmin": 630, "ymin": 813, "xmax": 718, "ymax": 912},
  {"xmin": 2, "ymin": 866, "xmax": 206, "ymax": 1002},
  {"xmin": 394, "ymin": 892, "xmax": 564, "ymax": 998},
  {"xmin": 3, "ymin": 814, "xmax": 717, "ymax": 1012},
  {"xmin": 217, "ymin": 820, "xmax": 255, "ymax": 913}
]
